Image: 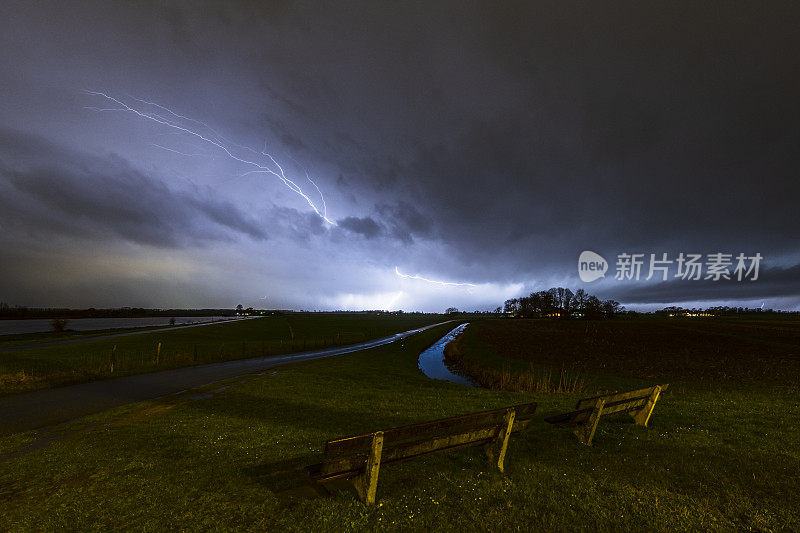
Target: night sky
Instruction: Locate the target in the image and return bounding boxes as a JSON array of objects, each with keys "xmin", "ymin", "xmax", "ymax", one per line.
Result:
[{"xmin": 1, "ymin": 2, "xmax": 798, "ymax": 312}]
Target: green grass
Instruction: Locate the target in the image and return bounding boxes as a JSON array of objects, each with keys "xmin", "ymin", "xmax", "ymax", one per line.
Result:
[
  {"xmin": 0, "ymin": 322, "xmax": 797, "ymax": 531},
  {"xmin": 0, "ymin": 313, "xmax": 444, "ymax": 395}
]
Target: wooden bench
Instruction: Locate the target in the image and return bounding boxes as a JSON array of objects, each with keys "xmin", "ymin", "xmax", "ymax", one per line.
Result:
[
  {"xmin": 307, "ymin": 402, "xmax": 537, "ymax": 505},
  {"xmin": 544, "ymin": 384, "xmax": 668, "ymax": 445}
]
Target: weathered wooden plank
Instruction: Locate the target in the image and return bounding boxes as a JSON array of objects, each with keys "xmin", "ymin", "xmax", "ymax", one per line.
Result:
[
  {"xmin": 576, "ymin": 386, "xmax": 650, "ymax": 410},
  {"xmin": 545, "ymin": 383, "xmax": 669, "ymax": 446},
  {"xmin": 575, "ymin": 384, "xmax": 669, "ymax": 410},
  {"xmin": 316, "ymin": 419, "xmax": 532, "ymax": 480},
  {"xmin": 325, "ymin": 402, "xmax": 537, "ymax": 456},
  {"xmin": 545, "ymin": 394, "xmax": 651, "ymax": 427},
  {"xmin": 599, "ymin": 397, "xmax": 648, "ymax": 416}
]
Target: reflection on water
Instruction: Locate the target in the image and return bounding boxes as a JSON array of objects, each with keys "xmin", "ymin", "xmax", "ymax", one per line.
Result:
[
  {"xmin": 418, "ymin": 323, "xmax": 477, "ymax": 386},
  {"xmin": 0, "ymin": 316, "xmax": 237, "ymax": 336}
]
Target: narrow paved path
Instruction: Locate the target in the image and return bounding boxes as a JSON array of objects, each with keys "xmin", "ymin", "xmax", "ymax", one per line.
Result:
[
  {"xmin": 0, "ymin": 317, "xmax": 260, "ymax": 353},
  {"xmin": 0, "ymin": 321, "xmax": 451, "ymax": 437}
]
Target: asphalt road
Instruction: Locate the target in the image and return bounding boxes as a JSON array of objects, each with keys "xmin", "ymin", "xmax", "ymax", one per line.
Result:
[{"xmin": 0, "ymin": 321, "xmax": 451, "ymax": 437}]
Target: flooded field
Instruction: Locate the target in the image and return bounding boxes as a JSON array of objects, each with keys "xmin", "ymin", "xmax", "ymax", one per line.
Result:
[{"xmin": 0, "ymin": 316, "xmax": 236, "ymax": 335}]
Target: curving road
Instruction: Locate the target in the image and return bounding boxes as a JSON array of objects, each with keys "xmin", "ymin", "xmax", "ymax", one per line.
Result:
[{"xmin": 0, "ymin": 321, "xmax": 452, "ymax": 437}]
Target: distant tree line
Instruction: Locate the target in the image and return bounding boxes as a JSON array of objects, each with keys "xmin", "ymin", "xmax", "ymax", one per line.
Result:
[
  {"xmin": 503, "ymin": 288, "xmax": 623, "ymax": 319},
  {"xmin": 655, "ymin": 305, "xmax": 793, "ymax": 316}
]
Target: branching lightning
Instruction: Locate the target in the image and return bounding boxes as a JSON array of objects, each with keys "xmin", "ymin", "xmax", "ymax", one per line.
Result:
[
  {"xmin": 84, "ymin": 91, "xmax": 489, "ymax": 299},
  {"xmin": 149, "ymin": 143, "xmax": 209, "ymax": 157},
  {"xmin": 394, "ymin": 266, "xmax": 477, "ymax": 288},
  {"xmin": 84, "ymin": 91, "xmax": 335, "ymax": 225}
]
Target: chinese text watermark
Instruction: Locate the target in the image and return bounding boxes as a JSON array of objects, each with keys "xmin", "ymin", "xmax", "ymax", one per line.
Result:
[{"xmin": 579, "ymin": 251, "xmax": 762, "ymax": 282}]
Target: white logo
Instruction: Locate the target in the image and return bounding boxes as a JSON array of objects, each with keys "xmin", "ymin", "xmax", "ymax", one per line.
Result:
[{"xmin": 578, "ymin": 251, "xmax": 608, "ymax": 282}]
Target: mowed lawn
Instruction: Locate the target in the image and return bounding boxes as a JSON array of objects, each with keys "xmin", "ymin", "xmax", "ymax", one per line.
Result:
[
  {"xmin": 1, "ymin": 321, "xmax": 797, "ymax": 531},
  {"xmin": 0, "ymin": 313, "xmax": 444, "ymax": 395}
]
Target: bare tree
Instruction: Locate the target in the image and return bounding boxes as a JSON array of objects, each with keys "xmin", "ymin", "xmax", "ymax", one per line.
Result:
[{"xmin": 574, "ymin": 289, "xmax": 587, "ymax": 311}]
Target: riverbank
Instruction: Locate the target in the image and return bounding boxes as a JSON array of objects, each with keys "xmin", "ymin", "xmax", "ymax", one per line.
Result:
[
  {"xmin": 417, "ymin": 322, "xmax": 475, "ymax": 386},
  {"xmin": 443, "ymin": 323, "xmax": 588, "ymax": 393}
]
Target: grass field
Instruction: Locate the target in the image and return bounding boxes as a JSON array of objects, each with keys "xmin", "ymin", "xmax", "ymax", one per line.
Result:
[
  {"xmin": 446, "ymin": 318, "xmax": 800, "ymax": 392},
  {"xmin": 0, "ymin": 313, "xmax": 443, "ymax": 395},
  {"xmin": 1, "ymin": 320, "xmax": 797, "ymax": 531}
]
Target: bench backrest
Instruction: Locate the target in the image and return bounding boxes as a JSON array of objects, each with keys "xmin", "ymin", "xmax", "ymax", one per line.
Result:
[
  {"xmin": 318, "ymin": 402, "xmax": 537, "ymax": 479},
  {"xmin": 545, "ymin": 384, "xmax": 668, "ymax": 427},
  {"xmin": 574, "ymin": 383, "xmax": 669, "ymax": 415}
]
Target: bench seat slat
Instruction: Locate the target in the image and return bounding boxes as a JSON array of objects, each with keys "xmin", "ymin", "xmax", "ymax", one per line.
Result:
[{"xmin": 324, "ymin": 402, "xmax": 537, "ymax": 456}]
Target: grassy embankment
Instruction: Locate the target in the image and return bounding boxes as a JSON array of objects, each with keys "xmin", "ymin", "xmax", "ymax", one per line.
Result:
[
  {"xmin": 1, "ymin": 320, "xmax": 797, "ymax": 530},
  {"xmin": 445, "ymin": 318, "xmax": 800, "ymax": 392},
  {"xmin": 0, "ymin": 314, "xmax": 443, "ymax": 395}
]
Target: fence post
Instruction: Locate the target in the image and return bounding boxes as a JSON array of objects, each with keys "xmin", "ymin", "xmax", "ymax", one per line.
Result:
[
  {"xmin": 356, "ymin": 431, "xmax": 384, "ymax": 505},
  {"xmin": 631, "ymin": 385, "xmax": 662, "ymax": 426},
  {"xmin": 487, "ymin": 408, "xmax": 515, "ymax": 472},
  {"xmin": 574, "ymin": 398, "xmax": 605, "ymax": 445}
]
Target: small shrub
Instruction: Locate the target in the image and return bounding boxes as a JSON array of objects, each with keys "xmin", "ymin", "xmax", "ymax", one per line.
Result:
[{"xmin": 50, "ymin": 318, "xmax": 68, "ymax": 333}]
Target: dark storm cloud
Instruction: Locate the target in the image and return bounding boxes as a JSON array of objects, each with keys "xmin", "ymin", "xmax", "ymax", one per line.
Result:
[
  {"xmin": 0, "ymin": 130, "xmax": 267, "ymax": 248},
  {"xmin": 376, "ymin": 201, "xmax": 434, "ymax": 244},
  {"xmin": 293, "ymin": 1, "xmax": 800, "ymax": 295},
  {"xmin": 1, "ymin": 1, "xmax": 799, "ymax": 309},
  {"xmin": 266, "ymin": 206, "xmax": 326, "ymax": 242},
  {"xmin": 335, "ymin": 201, "xmax": 434, "ymax": 243},
  {"xmin": 140, "ymin": 1, "xmax": 800, "ymax": 287},
  {"xmin": 595, "ymin": 264, "xmax": 800, "ymax": 305},
  {"xmin": 338, "ymin": 216, "xmax": 383, "ymax": 239}
]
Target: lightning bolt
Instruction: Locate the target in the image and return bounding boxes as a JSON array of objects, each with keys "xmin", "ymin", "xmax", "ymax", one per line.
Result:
[
  {"xmin": 84, "ymin": 91, "xmax": 336, "ymax": 225},
  {"xmin": 149, "ymin": 143, "xmax": 209, "ymax": 157},
  {"xmin": 394, "ymin": 266, "xmax": 477, "ymax": 288}
]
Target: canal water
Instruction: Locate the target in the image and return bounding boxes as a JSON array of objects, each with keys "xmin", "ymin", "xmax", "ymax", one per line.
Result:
[
  {"xmin": 0, "ymin": 316, "xmax": 237, "ymax": 335},
  {"xmin": 418, "ymin": 322, "xmax": 477, "ymax": 386}
]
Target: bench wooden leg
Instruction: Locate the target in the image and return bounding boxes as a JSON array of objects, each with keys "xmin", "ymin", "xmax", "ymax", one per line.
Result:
[
  {"xmin": 486, "ymin": 408, "xmax": 515, "ymax": 473},
  {"xmin": 354, "ymin": 431, "xmax": 383, "ymax": 505},
  {"xmin": 630, "ymin": 385, "xmax": 662, "ymax": 426},
  {"xmin": 573, "ymin": 398, "xmax": 604, "ymax": 445}
]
